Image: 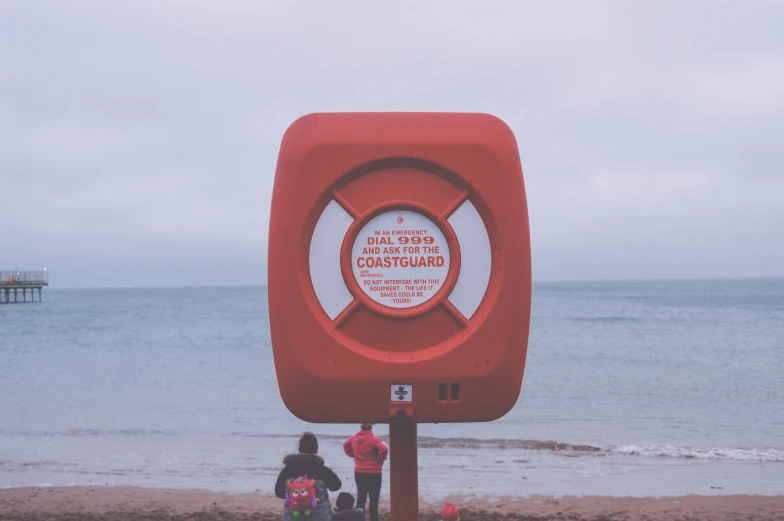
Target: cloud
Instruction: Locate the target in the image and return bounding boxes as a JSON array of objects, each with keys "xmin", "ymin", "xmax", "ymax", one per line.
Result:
[{"xmin": 1, "ymin": 0, "xmax": 782, "ymax": 286}]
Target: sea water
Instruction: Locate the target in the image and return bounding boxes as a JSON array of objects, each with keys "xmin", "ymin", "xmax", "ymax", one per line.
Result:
[{"xmin": 1, "ymin": 280, "xmax": 782, "ymax": 499}]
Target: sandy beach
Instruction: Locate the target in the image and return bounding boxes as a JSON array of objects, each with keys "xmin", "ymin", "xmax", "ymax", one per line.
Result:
[{"xmin": 2, "ymin": 486, "xmax": 783, "ymax": 521}]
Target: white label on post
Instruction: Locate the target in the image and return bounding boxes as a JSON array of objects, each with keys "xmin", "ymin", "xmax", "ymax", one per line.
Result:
[{"xmin": 391, "ymin": 384, "xmax": 413, "ymax": 402}]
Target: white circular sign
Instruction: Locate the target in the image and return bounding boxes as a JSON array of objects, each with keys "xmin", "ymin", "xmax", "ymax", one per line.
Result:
[{"xmin": 351, "ymin": 210, "xmax": 451, "ymax": 309}]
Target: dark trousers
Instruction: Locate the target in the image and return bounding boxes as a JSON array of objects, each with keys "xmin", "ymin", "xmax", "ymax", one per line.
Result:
[{"xmin": 355, "ymin": 471, "xmax": 382, "ymax": 521}]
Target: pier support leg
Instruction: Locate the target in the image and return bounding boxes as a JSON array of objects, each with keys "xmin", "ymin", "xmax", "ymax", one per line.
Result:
[
  {"xmin": 14, "ymin": 288, "xmax": 17, "ymax": 303},
  {"xmin": 389, "ymin": 420, "xmax": 419, "ymax": 521}
]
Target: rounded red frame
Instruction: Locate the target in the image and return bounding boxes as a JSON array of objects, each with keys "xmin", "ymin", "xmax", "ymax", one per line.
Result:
[{"xmin": 339, "ymin": 201, "xmax": 462, "ymax": 319}]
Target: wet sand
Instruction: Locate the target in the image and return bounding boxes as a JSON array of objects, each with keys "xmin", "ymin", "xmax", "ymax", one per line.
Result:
[{"xmin": 2, "ymin": 486, "xmax": 784, "ymax": 521}]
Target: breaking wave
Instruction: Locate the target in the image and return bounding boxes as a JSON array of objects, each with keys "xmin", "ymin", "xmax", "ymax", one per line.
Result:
[
  {"xmin": 412, "ymin": 437, "xmax": 784, "ymax": 462},
  {"xmin": 613, "ymin": 444, "xmax": 784, "ymax": 462}
]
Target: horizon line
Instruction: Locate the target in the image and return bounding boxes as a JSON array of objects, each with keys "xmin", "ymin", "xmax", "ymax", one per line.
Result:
[{"xmin": 43, "ymin": 275, "xmax": 784, "ymax": 291}]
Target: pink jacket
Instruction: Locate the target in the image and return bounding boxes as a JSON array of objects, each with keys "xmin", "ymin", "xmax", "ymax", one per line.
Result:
[{"xmin": 343, "ymin": 430, "xmax": 388, "ymax": 474}]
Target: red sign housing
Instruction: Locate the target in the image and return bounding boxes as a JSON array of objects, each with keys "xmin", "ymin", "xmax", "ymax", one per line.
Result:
[{"xmin": 268, "ymin": 112, "xmax": 531, "ymax": 424}]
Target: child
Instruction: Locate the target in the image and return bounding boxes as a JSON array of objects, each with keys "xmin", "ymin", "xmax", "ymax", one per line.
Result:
[
  {"xmin": 343, "ymin": 423, "xmax": 388, "ymax": 521},
  {"xmin": 441, "ymin": 502, "xmax": 460, "ymax": 521},
  {"xmin": 275, "ymin": 432, "xmax": 342, "ymax": 521},
  {"xmin": 332, "ymin": 492, "xmax": 364, "ymax": 521}
]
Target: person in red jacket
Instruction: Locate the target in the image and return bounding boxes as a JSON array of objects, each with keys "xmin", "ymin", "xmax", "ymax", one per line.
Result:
[{"xmin": 343, "ymin": 423, "xmax": 388, "ymax": 521}]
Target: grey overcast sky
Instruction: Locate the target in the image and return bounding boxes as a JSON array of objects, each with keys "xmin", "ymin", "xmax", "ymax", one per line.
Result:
[{"xmin": 1, "ymin": 1, "xmax": 782, "ymax": 288}]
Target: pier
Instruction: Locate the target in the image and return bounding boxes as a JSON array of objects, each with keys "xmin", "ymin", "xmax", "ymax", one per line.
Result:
[{"xmin": 0, "ymin": 270, "xmax": 48, "ymax": 304}]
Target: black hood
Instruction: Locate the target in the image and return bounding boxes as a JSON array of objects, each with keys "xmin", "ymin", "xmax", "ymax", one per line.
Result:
[{"xmin": 282, "ymin": 452, "xmax": 325, "ymax": 475}]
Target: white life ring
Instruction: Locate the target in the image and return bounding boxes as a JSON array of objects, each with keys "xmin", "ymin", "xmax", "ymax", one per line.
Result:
[{"xmin": 309, "ymin": 198, "xmax": 492, "ymax": 323}]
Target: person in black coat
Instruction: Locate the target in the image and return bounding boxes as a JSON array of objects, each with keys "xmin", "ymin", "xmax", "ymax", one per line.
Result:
[{"xmin": 275, "ymin": 432, "xmax": 342, "ymax": 520}]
